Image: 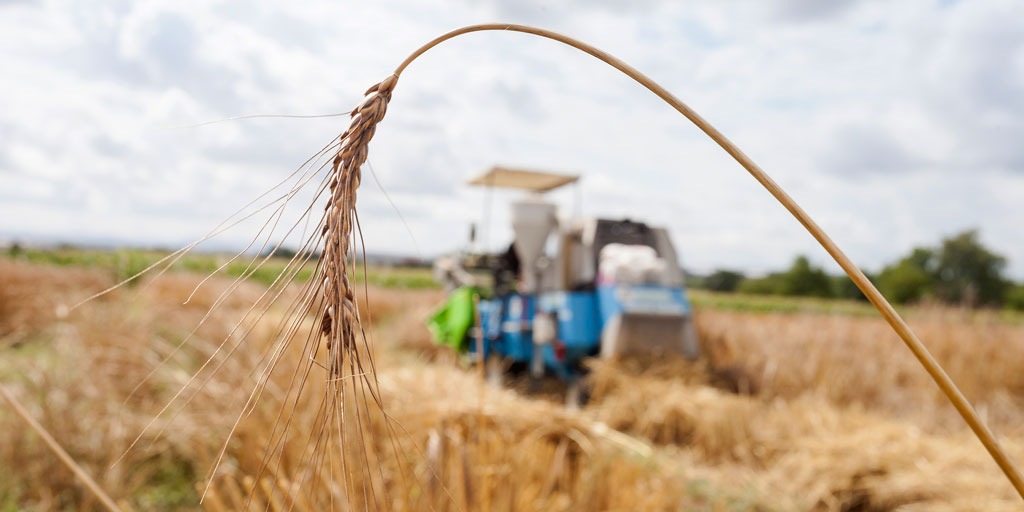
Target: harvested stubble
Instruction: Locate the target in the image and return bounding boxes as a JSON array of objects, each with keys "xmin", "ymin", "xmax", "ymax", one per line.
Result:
[
  {"xmin": 585, "ymin": 358, "xmax": 1024, "ymax": 511},
  {"xmin": 362, "ymin": 295, "xmax": 1024, "ymax": 511},
  {"xmin": 583, "ymin": 305, "xmax": 1024, "ymax": 509},
  {"xmin": 694, "ymin": 308, "xmax": 1024, "ymax": 436}
]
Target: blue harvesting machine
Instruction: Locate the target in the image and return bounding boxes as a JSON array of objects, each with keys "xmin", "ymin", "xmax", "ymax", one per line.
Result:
[{"xmin": 430, "ymin": 167, "xmax": 700, "ymax": 390}]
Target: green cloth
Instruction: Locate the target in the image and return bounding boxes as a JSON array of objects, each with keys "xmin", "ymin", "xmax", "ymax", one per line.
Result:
[{"xmin": 428, "ymin": 286, "xmax": 478, "ymax": 352}]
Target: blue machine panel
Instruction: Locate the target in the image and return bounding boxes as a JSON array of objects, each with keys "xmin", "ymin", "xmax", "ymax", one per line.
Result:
[
  {"xmin": 538, "ymin": 291, "xmax": 600, "ymax": 349},
  {"xmin": 597, "ymin": 284, "xmax": 692, "ymax": 321},
  {"xmin": 475, "ymin": 295, "xmax": 535, "ymax": 362},
  {"xmin": 474, "ymin": 292, "xmax": 603, "ymax": 378}
]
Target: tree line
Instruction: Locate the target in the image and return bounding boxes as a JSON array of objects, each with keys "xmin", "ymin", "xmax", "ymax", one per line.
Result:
[{"xmin": 690, "ymin": 230, "xmax": 1024, "ymax": 310}]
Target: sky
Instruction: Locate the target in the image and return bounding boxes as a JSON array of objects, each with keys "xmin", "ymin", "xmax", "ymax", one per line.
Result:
[{"xmin": 1, "ymin": 0, "xmax": 1023, "ymax": 278}]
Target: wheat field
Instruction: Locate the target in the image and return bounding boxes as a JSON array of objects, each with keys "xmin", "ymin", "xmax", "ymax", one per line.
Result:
[{"xmin": 2, "ymin": 257, "xmax": 1023, "ymax": 511}]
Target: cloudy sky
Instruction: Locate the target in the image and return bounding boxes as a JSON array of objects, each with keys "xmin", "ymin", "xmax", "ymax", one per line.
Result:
[{"xmin": 2, "ymin": 0, "xmax": 1023, "ymax": 277}]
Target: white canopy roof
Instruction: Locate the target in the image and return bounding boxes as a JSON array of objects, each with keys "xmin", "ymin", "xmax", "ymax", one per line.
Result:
[{"xmin": 467, "ymin": 166, "xmax": 579, "ymax": 192}]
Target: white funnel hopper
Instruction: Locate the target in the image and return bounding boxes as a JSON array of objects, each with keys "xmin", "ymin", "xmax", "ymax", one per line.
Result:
[{"xmin": 511, "ymin": 197, "xmax": 557, "ymax": 293}]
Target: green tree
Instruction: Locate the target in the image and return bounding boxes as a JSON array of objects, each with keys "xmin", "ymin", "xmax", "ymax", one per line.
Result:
[
  {"xmin": 704, "ymin": 269, "xmax": 746, "ymax": 293},
  {"xmin": 736, "ymin": 257, "xmax": 831, "ymax": 298},
  {"xmin": 737, "ymin": 273, "xmax": 787, "ymax": 295},
  {"xmin": 932, "ymin": 230, "xmax": 1009, "ymax": 307},
  {"xmin": 781, "ymin": 256, "xmax": 832, "ymax": 298},
  {"xmin": 876, "ymin": 248, "xmax": 935, "ymax": 304}
]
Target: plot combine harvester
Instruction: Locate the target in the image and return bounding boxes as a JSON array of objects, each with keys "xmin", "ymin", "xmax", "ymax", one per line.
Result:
[{"xmin": 430, "ymin": 167, "xmax": 700, "ymax": 399}]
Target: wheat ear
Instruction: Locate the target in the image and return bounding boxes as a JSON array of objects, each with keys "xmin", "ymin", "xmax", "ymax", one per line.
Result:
[{"xmin": 319, "ymin": 75, "xmax": 397, "ymax": 375}]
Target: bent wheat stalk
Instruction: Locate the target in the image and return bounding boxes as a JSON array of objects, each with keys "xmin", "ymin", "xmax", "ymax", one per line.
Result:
[{"xmin": 324, "ymin": 23, "xmax": 1023, "ymax": 500}]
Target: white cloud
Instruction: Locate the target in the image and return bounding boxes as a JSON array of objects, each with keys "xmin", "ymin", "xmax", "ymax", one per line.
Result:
[{"xmin": 1, "ymin": 0, "xmax": 1023, "ymax": 278}]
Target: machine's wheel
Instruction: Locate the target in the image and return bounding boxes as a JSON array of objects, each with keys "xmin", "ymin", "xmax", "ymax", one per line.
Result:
[
  {"xmin": 564, "ymin": 375, "xmax": 591, "ymax": 410},
  {"xmin": 681, "ymin": 318, "xmax": 701, "ymax": 360},
  {"xmin": 484, "ymin": 354, "xmax": 507, "ymax": 388},
  {"xmin": 528, "ymin": 374, "xmax": 541, "ymax": 394},
  {"xmin": 528, "ymin": 344, "xmax": 545, "ymax": 393}
]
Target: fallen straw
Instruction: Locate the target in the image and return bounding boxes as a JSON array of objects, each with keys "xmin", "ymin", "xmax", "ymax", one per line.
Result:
[
  {"xmin": 0, "ymin": 384, "xmax": 124, "ymax": 512},
  {"xmin": 352, "ymin": 23, "xmax": 1023, "ymax": 500}
]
